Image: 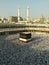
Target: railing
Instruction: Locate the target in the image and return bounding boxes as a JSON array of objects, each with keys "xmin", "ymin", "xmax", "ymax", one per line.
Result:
[{"xmin": 0, "ymin": 27, "xmax": 49, "ymax": 33}]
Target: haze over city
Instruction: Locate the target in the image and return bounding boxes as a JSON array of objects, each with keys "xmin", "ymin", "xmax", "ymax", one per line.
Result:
[{"xmin": 0, "ymin": 0, "xmax": 49, "ymax": 18}]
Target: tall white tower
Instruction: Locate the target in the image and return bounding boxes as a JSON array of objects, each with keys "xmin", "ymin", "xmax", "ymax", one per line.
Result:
[
  {"xmin": 18, "ymin": 7, "xmax": 20, "ymax": 22},
  {"xmin": 27, "ymin": 7, "xmax": 30, "ymax": 22}
]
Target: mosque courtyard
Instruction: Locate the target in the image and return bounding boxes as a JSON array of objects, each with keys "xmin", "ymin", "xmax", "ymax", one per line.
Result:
[{"xmin": 0, "ymin": 32, "xmax": 49, "ymax": 65}]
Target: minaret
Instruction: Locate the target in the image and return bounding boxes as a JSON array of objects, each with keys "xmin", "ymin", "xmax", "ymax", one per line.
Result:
[
  {"xmin": 18, "ymin": 7, "xmax": 20, "ymax": 22},
  {"xmin": 27, "ymin": 7, "xmax": 30, "ymax": 22}
]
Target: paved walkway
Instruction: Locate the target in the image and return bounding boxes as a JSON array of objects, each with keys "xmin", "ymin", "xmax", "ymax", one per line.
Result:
[{"xmin": 0, "ymin": 33, "xmax": 49, "ymax": 65}]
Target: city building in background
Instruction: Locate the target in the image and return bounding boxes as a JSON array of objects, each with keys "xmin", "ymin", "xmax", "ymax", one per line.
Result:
[
  {"xmin": 8, "ymin": 16, "xmax": 23, "ymax": 23},
  {"xmin": 0, "ymin": 17, "xmax": 8, "ymax": 23},
  {"xmin": 0, "ymin": 7, "xmax": 49, "ymax": 24},
  {"xmin": 33, "ymin": 16, "xmax": 46, "ymax": 23}
]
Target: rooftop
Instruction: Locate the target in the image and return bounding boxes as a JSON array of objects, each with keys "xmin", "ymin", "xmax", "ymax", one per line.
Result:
[{"xmin": 20, "ymin": 32, "xmax": 31, "ymax": 34}]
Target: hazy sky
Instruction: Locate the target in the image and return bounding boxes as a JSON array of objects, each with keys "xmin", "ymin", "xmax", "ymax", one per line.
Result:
[{"xmin": 0, "ymin": 0, "xmax": 49, "ymax": 18}]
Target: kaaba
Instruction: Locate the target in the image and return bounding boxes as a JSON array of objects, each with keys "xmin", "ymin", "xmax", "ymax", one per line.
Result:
[{"xmin": 19, "ymin": 32, "xmax": 32, "ymax": 42}]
